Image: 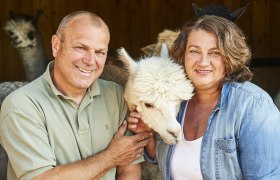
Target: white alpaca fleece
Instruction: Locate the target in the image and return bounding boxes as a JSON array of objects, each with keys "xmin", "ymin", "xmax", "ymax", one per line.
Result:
[{"xmin": 119, "ymin": 44, "xmax": 194, "ymax": 144}]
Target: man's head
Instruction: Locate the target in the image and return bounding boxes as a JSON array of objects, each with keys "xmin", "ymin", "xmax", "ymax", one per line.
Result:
[{"xmin": 51, "ymin": 11, "xmax": 110, "ymax": 96}]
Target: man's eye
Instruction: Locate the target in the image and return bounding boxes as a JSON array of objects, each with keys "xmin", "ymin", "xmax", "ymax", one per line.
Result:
[
  {"xmin": 96, "ymin": 51, "xmax": 106, "ymax": 57},
  {"xmin": 75, "ymin": 47, "xmax": 85, "ymax": 52}
]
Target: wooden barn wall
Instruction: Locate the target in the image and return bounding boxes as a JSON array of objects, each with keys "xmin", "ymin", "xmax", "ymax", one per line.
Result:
[{"xmin": 0, "ymin": 0, "xmax": 279, "ymax": 97}]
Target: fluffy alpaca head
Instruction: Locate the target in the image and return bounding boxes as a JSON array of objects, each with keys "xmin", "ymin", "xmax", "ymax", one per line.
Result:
[
  {"xmin": 119, "ymin": 44, "xmax": 194, "ymax": 144},
  {"xmin": 4, "ymin": 10, "xmax": 42, "ymax": 48}
]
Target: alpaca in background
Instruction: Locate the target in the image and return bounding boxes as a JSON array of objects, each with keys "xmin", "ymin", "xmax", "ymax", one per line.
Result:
[{"xmin": 4, "ymin": 10, "xmax": 48, "ymax": 81}]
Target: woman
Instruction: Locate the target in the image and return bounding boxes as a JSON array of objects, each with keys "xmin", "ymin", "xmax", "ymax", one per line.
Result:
[{"xmin": 128, "ymin": 15, "xmax": 280, "ymax": 179}]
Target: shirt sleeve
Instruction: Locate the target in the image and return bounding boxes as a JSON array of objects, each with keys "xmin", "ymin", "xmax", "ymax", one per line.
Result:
[
  {"xmin": 0, "ymin": 94, "xmax": 56, "ymax": 179},
  {"xmin": 239, "ymin": 95, "xmax": 280, "ymax": 179}
]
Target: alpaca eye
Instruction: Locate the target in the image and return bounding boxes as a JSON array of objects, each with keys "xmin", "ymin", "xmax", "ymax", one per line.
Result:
[
  {"xmin": 144, "ymin": 103, "xmax": 154, "ymax": 108},
  {"xmin": 28, "ymin": 31, "xmax": 35, "ymax": 40}
]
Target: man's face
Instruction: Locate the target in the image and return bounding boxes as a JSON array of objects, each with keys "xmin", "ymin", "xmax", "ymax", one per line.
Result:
[{"xmin": 51, "ymin": 19, "xmax": 110, "ymax": 95}]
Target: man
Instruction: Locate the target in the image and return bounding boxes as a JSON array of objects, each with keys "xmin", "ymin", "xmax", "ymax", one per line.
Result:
[{"xmin": 0, "ymin": 11, "xmax": 152, "ymax": 180}]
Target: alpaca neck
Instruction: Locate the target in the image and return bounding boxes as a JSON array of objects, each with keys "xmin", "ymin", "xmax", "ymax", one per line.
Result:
[{"xmin": 17, "ymin": 36, "xmax": 48, "ymax": 81}]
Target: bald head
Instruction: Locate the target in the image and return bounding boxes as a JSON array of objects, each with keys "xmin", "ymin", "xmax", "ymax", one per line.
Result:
[{"xmin": 56, "ymin": 11, "xmax": 110, "ymax": 41}]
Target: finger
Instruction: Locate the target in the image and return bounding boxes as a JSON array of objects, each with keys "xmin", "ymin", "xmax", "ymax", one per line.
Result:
[
  {"xmin": 131, "ymin": 105, "xmax": 136, "ymax": 111},
  {"xmin": 130, "ymin": 112, "xmax": 141, "ymax": 119},
  {"xmin": 127, "ymin": 116, "xmax": 139, "ymax": 124},
  {"xmin": 128, "ymin": 124, "xmax": 137, "ymax": 130},
  {"xmin": 115, "ymin": 120, "xmax": 127, "ymax": 138},
  {"xmin": 136, "ymin": 136, "xmax": 153, "ymax": 148},
  {"xmin": 133, "ymin": 132, "xmax": 153, "ymax": 142}
]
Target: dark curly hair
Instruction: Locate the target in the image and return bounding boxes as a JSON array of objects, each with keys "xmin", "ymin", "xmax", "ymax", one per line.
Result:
[{"xmin": 170, "ymin": 15, "xmax": 252, "ymax": 83}]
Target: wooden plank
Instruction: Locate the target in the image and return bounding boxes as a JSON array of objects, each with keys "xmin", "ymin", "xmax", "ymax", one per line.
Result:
[
  {"xmin": 147, "ymin": 0, "xmax": 162, "ymax": 46},
  {"xmin": 129, "ymin": 0, "xmax": 151, "ymax": 56},
  {"xmin": 251, "ymin": 0, "xmax": 269, "ymax": 58},
  {"xmin": 33, "ymin": 0, "xmax": 53, "ymax": 62},
  {"xmin": 268, "ymin": 0, "xmax": 280, "ymax": 57},
  {"xmin": 97, "ymin": 0, "xmax": 131, "ymax": 54},
  {"xmin": 50, "ymin": 0, "xmax": 67, "ymax": 35}
]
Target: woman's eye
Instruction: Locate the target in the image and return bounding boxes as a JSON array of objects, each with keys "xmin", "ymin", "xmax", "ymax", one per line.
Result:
[
  {"xmin": 189, "ymin": 50, "xmax": 199, "ymax": 54},
  {"xmin": 209, "ymin": 51, "xmax": 221, "ymax": 56}
]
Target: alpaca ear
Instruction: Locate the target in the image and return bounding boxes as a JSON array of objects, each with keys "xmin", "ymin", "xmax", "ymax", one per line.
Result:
[
  {"xmin": 9, "ymin": 11, "xmax": 17, "ymax": 19},
  {"xmin": 192, "ymin": 3, "xmax": 202, "ymax": 17},
  {"xmin": 230, "ymin": 2, "xmax": 249, "ymax": 21},
  {"xmin": 141, "ymin": 44, "xmax": 157, "ymax": 56},
  {"xmin": 160, "ymin": 43, "xmax": 169, "ymax": 58},
  {"xmin": 33, "ymin": 9, "xmax": 43, "ymax": 24},
  {"xmin": 118, "ymin": 48, "xmax": 138, "ymax": 73}
]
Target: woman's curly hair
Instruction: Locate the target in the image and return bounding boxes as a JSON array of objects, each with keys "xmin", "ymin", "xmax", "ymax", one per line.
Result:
[{"xmin": 170, "ymin": 15, "xmax": 253, "ymax": 83}]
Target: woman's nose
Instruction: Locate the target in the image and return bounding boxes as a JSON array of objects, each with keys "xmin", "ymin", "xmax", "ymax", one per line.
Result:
[{"xmin": 199, "ymin": 53, "xmax": 210, "ymax": 66}]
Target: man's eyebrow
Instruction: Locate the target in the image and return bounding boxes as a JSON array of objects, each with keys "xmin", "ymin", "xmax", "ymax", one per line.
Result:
[{"xmin": 96, "ymin": 48, "xmax": 108, "ymax": 52}]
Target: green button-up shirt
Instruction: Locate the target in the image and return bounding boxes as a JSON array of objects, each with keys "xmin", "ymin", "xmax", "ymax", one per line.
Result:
[{"xmin": 0, "ymin": 62, "xmax": 139, "ymax": 180}]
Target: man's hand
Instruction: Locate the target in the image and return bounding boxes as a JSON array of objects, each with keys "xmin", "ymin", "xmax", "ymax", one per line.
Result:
[{"xmin": 106, "ymin": 120, "xmax": 153, "ymax": 166}]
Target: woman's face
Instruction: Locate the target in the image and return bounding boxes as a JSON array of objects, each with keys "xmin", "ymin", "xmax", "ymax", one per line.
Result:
[{"xmin": 184, "ymin": 29, "xmax": 225, "ymax": 91}]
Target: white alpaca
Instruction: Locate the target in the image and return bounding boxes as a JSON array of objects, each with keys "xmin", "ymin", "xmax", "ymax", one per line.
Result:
[
  {"xmin": 4, "ymin": 10, "xmax": 48, "ymax": 81},
  {"xmin": 119, "ymin": 44, "xmax": 194, "ymax": 144}
]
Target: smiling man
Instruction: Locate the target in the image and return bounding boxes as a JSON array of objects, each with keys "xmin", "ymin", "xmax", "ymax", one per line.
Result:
[{"xmin": 0, "ymin": 11, "xmax": 152, "ymax": 180}]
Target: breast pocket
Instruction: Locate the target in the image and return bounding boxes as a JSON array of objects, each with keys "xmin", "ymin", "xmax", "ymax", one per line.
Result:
[{"xmin": 214, "ymin": 137, "xmax": 242, "ymax": 180}]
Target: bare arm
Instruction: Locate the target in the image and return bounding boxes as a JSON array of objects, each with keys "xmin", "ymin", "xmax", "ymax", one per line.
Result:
[
  {"xmin": 117, "ymin": 164, "xmax": 142, "ymax": 180},
  {"xmin": 33, "ymin": 121, "xmax": 152, "ymax": 180}
]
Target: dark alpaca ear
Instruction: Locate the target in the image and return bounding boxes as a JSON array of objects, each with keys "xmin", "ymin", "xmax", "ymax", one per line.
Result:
[
  {"xmin": 9, "ymin": 11, "xmax": 17, "ymax": 19},
  {"xmin": 192, "ymin": 3, "xmax": 202, "ymax": 17},
  {"xmin": 33, "ymin": 9, "xmax": 43, "ymax": 24},
  {"xmin": 230, "ymin": 2, "xmax": 249, "ymax": 21}
]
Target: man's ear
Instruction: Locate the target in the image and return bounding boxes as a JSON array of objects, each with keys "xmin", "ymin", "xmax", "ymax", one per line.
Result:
[{"xmin": 51, "ymin": 35, "xmax": 60, "ymax": 57}]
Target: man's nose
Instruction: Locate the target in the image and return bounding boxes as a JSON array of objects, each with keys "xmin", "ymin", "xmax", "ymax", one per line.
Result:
[{"xmin": 83, "ymin": 51, "xmax": 96, "ymax": 65}]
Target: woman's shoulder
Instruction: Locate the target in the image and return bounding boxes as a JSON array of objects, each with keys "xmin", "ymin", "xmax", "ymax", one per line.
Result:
[
  {"xmin": 222, "ymin": 82, "xmax": 277, "ymax": 111},
  {"xmin": 226, "ymin": 81, "xmax": 272, "ymax": 100}
]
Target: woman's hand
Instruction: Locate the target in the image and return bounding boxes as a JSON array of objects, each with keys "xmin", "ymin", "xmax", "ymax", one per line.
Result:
[
  {"xmin": 128, "ymin": 105, "xmax": 152, "ymax": 134},
  {"xmin": 128, "ymin": 105, "xmax": 157, "ymax": 159}
]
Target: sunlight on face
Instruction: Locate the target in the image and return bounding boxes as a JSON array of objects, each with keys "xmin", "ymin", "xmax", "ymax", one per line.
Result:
[
  {"xmin": 52, "ymin": 18, "xmax": 110, "ymax": 96},
  {"xmin": 184, "ymin": 29, "xmax": 225, "ymax": 91}
]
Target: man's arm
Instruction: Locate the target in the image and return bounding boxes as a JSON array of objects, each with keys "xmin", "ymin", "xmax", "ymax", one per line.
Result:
[
  {"xmin": 116, "ymin": 164, "xmax": 141, "ymax": 180},
  {"xmin": 33, "ymin": 121, "xmax": 151, "ymax": 180}
]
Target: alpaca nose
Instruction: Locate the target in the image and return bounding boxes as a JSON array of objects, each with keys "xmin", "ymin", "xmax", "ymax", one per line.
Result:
[
  {"xmin": 167, "ymin": 129, "xmax": 179, "ymax": 139},
  {"xmin": 12, "ymin": 38, "xmax": 21, "ymax": 46}
]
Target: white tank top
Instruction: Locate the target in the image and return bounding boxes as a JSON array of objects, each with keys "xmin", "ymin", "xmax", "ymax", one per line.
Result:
[{"xmin": 171, "ymin": 105, "xmax": 203, "ymax": 180}]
